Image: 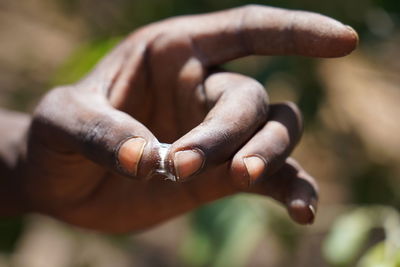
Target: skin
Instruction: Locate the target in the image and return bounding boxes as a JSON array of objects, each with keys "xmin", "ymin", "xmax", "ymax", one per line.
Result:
[{"xmin": 0, "ymin": 5, "xmax": 358, "ymax": 233}]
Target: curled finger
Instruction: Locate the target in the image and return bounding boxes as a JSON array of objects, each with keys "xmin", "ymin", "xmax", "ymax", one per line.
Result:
[{"xmin": 230, "ymin": 102, "xmax": 303, "ymax": 188}]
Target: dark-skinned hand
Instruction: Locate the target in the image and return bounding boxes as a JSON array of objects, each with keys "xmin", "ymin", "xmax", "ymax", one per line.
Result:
[{"xmin": 19, "ymin": 5, "xmax": 358, "ymax": 233}]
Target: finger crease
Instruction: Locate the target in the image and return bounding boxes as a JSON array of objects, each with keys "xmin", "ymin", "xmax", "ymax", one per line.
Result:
[
  {"xmin": 285, "ymin": 12, "xmax": 298, "ymax": 55},
  {"xmin": 237, "ymin": 9, "xmax": 254, "ymax": 56},
  {"xmin": 188, "ymin": 33, "xmax": 208, "ymax": 66}
]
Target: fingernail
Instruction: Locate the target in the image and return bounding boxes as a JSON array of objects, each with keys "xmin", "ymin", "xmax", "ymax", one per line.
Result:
[
  {"xmin": 174, "ymin": 149, "xmax": 204, "ymax": 180},
  {"xmin": 288, "ymin": 199, "xmax": 316, "ymax": 225},
  {"xmin": 118, "ymin": 138, "xmax": 146, "ymax": 176},
  {"xmin": 243, "ymin": 156, "xmax": 266, "ymax": 186},
  {"xmin": 309, "ymin": 204, "xmax": 316, "ymax": 220},
  {"xmin": 308, "ymin": 197, "xmax": 318, "ymax": 223}
]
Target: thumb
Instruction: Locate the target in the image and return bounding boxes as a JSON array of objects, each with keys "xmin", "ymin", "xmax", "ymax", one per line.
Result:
[{"xmin": 31, "ymin": 86, "xmax": 159, "ymax": 178}]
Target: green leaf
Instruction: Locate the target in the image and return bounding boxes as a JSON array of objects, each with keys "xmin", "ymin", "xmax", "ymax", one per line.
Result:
[
  {"xmin": 181, "ymin": 195, "xmax": 271, "ymax": 267},
  {"xmin": 357, "ymin": 242, "xmax": 400, "ymax": 267},
  {"xmin": 323, "ymin": 209, "xmax": 374, "ymax": 266}
]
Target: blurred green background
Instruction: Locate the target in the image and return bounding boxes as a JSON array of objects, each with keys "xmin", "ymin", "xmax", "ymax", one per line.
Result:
[{"xmin": 1, "ymin": 0, "xmax": 400, "ymax": 266}]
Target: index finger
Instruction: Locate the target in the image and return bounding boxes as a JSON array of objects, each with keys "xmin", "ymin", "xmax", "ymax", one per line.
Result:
[{"xmin": 155, "ymin": 5, "xmax": 358, "ymax": 66}]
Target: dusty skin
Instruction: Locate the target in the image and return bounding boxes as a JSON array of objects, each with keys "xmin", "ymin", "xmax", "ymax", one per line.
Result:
[{"xmin": 0, "ymin": 5, "xmax": 357, "ymax": 233}]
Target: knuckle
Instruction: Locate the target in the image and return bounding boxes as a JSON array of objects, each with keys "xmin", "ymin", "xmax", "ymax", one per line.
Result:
[
  {"xmin": 34, "ymin": 87, "xmax": 68, "ymax": 112},
  {"xmin": 241, "ymin": 4, "xmax": 263, "ymax": 14},
  {"xmin": 274, "ymin": 101, "xmax": 303, "ymax": 124},
  {"xmin": 247, "ymin": 80, "xmax": 267, "ymax": 98},
  {"xmin": 240, "ymin": 79, "xmax": 269, "ymax": 111},
  {"xmin": 229, "ymin": 74, "xmax": 265, "ymax": 95},
  {"xmin": 30, "ymin": 86, "xmax": 73, "ymax": 145},
  {"xmin": 284, "ymin": 101, "xmax": 301, "ymax": 115},
  {"xmin": 32, "ymin": 86, "xmax": 70, "ymax": 125},
  {"xmin": 148, "ymin": 30, "xmax": 193, "ymax": 59}
]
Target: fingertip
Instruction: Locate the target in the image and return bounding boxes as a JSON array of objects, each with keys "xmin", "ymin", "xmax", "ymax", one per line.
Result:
[
  {"xmin": 230, "ymin": 155, "xmax": 267, "ymax": 189},
  {"xmin": 173, "ymin": 149, "xmax": 205, "ymax": 181},
  {"xmin": 117, "ymin": 137, "xmax": 147, "ymax": 176},
  {"xmin": 331, "ymin": 24, "xmax": 359, "ymax": 57},
  {"xmin": 291, "ymin": 12, "xmax": 359, "ymax": 57},
  {"xmin": 287, "ymin": 198, "xmax": 317, "ymax": 225},
  {"xmin": 230, "ymin": 158, "xmax": 250, "ymax": 189},
  {"xmin": 243, "ymin": 156, "xmax": 266, "ymax": 185},
  {"xmin": 326, "ymin": 23, "xmax": 359, "ymax": 57},
  {"xmin": 344, "ymin": 25, "xmax": 359, "ymax": 51}
]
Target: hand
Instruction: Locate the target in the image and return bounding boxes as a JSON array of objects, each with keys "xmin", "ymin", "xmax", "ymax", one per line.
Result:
[{"xmin": 19, "ymin": 5, "xmax": 357, "ymax": 233}]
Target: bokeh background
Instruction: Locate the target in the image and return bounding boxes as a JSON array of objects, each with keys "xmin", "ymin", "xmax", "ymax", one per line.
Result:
[{"xmin": 1, "ymin": 0, "xmax": 400, "ymax": 266}]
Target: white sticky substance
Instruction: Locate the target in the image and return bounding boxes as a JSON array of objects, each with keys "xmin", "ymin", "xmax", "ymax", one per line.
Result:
[{"xmin": 155, "ymin": 143, "xmax": 176, "ymax": 181}]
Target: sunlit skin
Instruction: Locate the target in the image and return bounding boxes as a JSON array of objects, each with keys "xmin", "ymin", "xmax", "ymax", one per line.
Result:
[{"xmin": 0, "ymin": 5, "xmax": 358, "ymax": 233}]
